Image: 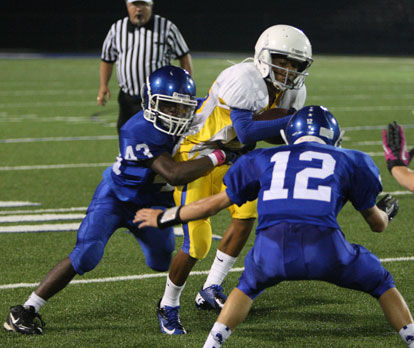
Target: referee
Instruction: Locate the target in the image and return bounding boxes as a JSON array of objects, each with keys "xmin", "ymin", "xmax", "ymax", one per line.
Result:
[{"xmin": 97, "ymin": 0, "xmax": 193, "ymax": 132}]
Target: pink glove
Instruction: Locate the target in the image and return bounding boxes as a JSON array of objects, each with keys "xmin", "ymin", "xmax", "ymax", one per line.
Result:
[{"xmin": 382, "ymin": 121, "xmax": 409, "ymax": 172}]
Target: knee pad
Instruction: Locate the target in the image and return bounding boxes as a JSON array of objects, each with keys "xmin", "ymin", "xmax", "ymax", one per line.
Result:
[
  {"xmin": 70, "ymin": 240, "xmax": 105, "ymax": 275},
  {"xmin": 184, "ymin": 219, "xmax": 212, "ymax": 260},
  {"xmin": 146, "ymin": 252, "xmax": 172, "ymax": 272}
]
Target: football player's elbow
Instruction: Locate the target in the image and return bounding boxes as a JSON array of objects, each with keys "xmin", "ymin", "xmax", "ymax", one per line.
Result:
[
  {"xmin": 164, "ymin": 176, "xmax": 183, "ymax": 186},
  {"xmin": 370, "ymin": 221, "xmax": 387, "ymax": 233},
  {"xmin": 369, "ymin": 215, "xmax": 388, "ymax": 233},
  {"xmin": 362, "ymin": 208, "xmax": 388, "ymax": 233},
  {"xmin": 236, "ymin": 132, "xmax": 254, "ymax": 145},
  {"xmin": 163, "ymin": 171, "xmax": 187, "ymax": 186}
]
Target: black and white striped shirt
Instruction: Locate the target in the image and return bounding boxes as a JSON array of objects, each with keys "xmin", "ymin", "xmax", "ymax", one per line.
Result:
[{"xmin": 101, "ymin": 14, "xmax": 190, "ymax": 97}]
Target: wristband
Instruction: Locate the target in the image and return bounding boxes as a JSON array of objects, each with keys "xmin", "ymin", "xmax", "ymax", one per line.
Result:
[
  {"xmin": 208, "ymin": 149, "xmax": 226, "ymax": 166},
  {"xmin": 157, "ymin": 206, "xmax": 183, "ymax": 229}
]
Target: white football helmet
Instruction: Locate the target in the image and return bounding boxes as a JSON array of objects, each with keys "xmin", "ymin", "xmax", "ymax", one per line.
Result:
[{"xmin": 254, "ymin": 25, "xmax": 313, "ymax": 91}]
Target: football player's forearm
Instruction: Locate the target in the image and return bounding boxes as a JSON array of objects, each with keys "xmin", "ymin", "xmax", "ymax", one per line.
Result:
[
  {"xmin": 231, "ymin": 109, "xmax": 290, "ymax": 144},
  {"xmin": 360, "ymin": 206, "xmax": 388, "ymax": 233},
  {"xmin": 165, "ymin": 157, "xmax": 214, "ymax": 186},
  {"xmin": 180, "ymin": 191, "xmax": 232, "ymax": 222},
  {"xmin": 391, "ymin": 166, "xmax": 414, "ymax": 192}
]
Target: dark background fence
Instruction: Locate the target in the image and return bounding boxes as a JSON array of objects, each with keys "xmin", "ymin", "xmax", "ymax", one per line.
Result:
[{"xmin": 1, "ymin": 0, "xmax": 413, "ymax": 55}]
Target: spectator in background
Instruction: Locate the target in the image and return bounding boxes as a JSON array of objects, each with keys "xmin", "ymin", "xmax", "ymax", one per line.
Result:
[
  {"xmin": 96, "ymin": 0, "xmax": 193, "ymax": 133},
  {"xmin": 382, "ymin": 122, "xmax": 414, "ymax": 192}
]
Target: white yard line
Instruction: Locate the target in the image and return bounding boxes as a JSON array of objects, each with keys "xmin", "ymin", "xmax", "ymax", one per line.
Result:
[
  {"xmin": 308, "ymin": 94, "xmax": 414, "ymax": 100},
  {"xmin": 1, "ymin": 257, "xmax": 413, "ymax": 290},
  {"xmin": 0, "ymin": 89, "xmax": 97, "ymax": 97},
  {"xmin": 0, "ymin": 207, "xmax": 87, "ymax": 215},
  {"xmin": 0, "ymin": 214, "xmax": 85, "ymax": 223},
  {"xmin": 0, "ymin": 101, "xmax": 97, "ymax": 108},
  {"xmin": 0, "ymin": 268, "xmax": 245, "ymax": 290},
  {"xmin": 331, "ymin": 106, "xmax": 414, "ymax": 112},
  {"xmin": 0, "ymin": 163, "xmax": 112, "ymax": 171},
  {"xmin": 0, "ymin": 222, "xmax": 223, "ymax": 242},
  {"xmin": 0, "ymin": 135, "xmax": 117, "ymax": 143},
  {"xmin": 364, "ymin": 152, "xmax": 388, "ymax": 157},
  {"xmin": 344, "ymin": 124, "xmax": 414, "ymax": 131},
  {"xmin": 0, "ymin": 223, "xmax": 81, "ymax": 233},
  {"xmin": 0, "ymin": 201, "xmax": 41, "ymax": 208},
  {"xmin": 380, "ymin": 191, "xmax": 413, "ymax": 196}
]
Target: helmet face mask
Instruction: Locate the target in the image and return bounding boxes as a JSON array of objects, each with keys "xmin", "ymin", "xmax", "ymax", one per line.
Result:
[
  {"xmin": 266, "ymin": 53, "xmax": 311, "ymax": 90},
  {"xmin": 283, "ymin": 105, "xmax": 343, "ymax": 147},
  {"xmin": 146, "ymin": 92, "xmax": 197, "ymax": 136},
  {"xmin": 254, "ymin": 25, "xmax": 313, "ymax": 91},
  {"xmin": 142, "ymin": 66, "xmax": 197, "ymax": 136}
]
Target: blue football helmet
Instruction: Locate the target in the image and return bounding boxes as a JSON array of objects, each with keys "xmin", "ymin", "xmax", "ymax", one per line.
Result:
[
  {"xmin": 142, "ymin": 66, "xmax": 197, "ymax": 136},
  {"xmin": 283, "ymin": 105, "xmax": 343, "ymax": 146}
]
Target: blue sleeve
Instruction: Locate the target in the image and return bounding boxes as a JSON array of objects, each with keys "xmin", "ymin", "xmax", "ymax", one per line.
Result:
[
  {"xmin": 230, "ymin": 108, "xmax": 291, "ymax": 144},
  {"xmin": 223, "ymin": 153, "xmax": 261, "ymax": 206},
  {"xmin": 348, "ymin": 152, "xmax": 383, "ymax": 211}
]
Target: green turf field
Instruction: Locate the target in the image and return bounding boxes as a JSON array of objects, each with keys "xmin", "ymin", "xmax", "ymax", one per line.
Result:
[{"xmin": 0, "ymin": 54, "xmax": 413, "ymax": 348}]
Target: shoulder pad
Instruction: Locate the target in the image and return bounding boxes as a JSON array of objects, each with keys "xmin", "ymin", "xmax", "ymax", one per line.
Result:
[{"xmin": 216, "ymin": 63, "xmax": 268, "ymax": 112}]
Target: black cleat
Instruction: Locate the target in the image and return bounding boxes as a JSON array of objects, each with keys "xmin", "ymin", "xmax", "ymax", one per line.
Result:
[{"xmin": 3, "ymin": 305, "xmax": 45, "ymax": 335}]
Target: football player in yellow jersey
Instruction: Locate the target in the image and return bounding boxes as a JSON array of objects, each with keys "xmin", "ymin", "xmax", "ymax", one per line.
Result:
[{"xmin": 156, "ymin": 25, "xmax": 313, "ymax": 334}]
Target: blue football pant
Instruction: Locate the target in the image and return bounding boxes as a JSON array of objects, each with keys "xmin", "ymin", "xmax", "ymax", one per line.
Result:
[
  {"xmin": 238, "ymin": 222, "xmax": 395, "ymax": 300},
  {"xmin": 69, "ymin": 181, "xmax": 175, "ymax": 274}
]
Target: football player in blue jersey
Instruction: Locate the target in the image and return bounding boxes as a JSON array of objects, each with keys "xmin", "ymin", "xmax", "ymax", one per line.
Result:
[
  {"xmin": 134, "ymin": 105, "xmax": 414, "ymax": 347},
  {"xmin": 3, "ymin": 66, "xmax": 235, "ymax": 336}
]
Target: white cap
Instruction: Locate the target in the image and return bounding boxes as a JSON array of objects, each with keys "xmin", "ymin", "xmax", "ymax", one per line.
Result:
[{"xmin": 127, "ymin": 0, "xmax": 153, "ymax": 3}]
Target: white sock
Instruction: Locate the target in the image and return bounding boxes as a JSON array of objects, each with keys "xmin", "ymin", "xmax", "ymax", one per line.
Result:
[
  {"xmin": 24, "ymin": 292, "xmax": 46, "ymax": 313},
  {"xmin": 202, "ymin": 322, "xmax": 232, "ymax": 348},
  {"xmin": 399, "ymin": 323, "xmax": 414, "ymax": 347},
  {"xmin": 203, "ymin": 250, "xmax": 237, "ymax": 289},
  {"xmin": 160, "ymin": 276, "xmax": 185, "ymax": 308}
]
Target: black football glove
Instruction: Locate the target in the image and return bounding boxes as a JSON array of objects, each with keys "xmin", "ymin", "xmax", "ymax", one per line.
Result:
[
  {"xmin": 376, "ymin": 194, "xmax": 399, "ymax": 221},
  {"xmin": 382, "ymin": 121, "xmax": 410, "ymax": 172},
  {"xmin": 221, "ymin": 149, "xmax": 241, "ymax": 164}
]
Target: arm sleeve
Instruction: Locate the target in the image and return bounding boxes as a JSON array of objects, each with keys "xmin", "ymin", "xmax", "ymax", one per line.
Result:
[{"xmin": 231, "ymin": 108, "xmax": 291, "ymax": 144}]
